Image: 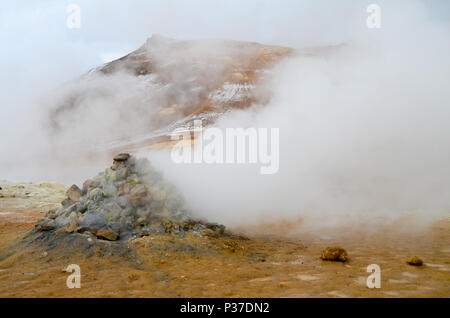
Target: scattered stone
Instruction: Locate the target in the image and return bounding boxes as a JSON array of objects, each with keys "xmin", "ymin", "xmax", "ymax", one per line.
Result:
[
  {"xmin": 407, "ymin": 256, "xmax": 423, "ymax": 266},
  {"xmin": 321, "ymin": 247, "xmax": 348, "ymax": 262},
  {"xmin": 96, "ymin": 229, "xmax": 119, "ymax": 241}
]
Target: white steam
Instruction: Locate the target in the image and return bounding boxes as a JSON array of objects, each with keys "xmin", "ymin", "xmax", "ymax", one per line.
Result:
[
  {"xmin": 1, "ymin": 1, "xmax": 449, "ymax": 232},
  {"xmin": 141, "ymin": 2, "xmax": 450, "ymax": 230}
]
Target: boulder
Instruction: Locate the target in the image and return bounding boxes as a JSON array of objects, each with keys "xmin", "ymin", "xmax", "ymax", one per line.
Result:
[
  {"xmin": 321, "ymin": 247, "xmax": 348, "ymax": 262},
  {"xmin": 96, "ymin": 229, "xmax": 119, "ymax": 241},
  {"xmin": 407, "ymin": 256, "xmax": 423, "ymax": 266}
]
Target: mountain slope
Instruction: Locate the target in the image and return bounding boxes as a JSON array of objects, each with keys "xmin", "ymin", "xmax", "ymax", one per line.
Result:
[{"xmin": 48, "ymin": 35, "xmax": 293, "ymax": 152}]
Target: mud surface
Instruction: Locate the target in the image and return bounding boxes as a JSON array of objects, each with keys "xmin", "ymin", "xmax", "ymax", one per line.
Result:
[{"xmin": 0, "ymin": 182, "xmax": 449, "ymax": 298}]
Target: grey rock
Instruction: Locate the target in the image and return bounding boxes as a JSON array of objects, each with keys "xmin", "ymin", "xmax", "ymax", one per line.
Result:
[
  {"xmin": 66, "ymin": 184, "xmax": 82, "ymax": 202},
  {"xmin": 102, "ymin": 201, "xmax": 123, "ymax": 220},
  {"xmin": 78, "ymin": 210, "xmax": 107, "ymax": 232},
  {"xmin": 88, "ymin": 188, "xmax": 103, "ymax": 201}
]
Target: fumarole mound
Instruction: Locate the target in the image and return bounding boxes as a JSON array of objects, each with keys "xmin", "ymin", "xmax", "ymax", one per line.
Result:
[{"xmin": 32, "ymin": 154, "xmax": 225, "ymax": 241}]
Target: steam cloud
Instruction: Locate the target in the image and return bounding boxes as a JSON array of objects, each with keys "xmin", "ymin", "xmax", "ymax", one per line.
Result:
[{"xmin": 1, "ymin": 1, "xmax": 449, "ymax": 232}]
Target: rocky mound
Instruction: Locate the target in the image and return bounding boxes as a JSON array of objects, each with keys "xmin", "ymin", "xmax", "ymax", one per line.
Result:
[{"xmin": 32, "ymin": 154, "xmax": 225, "ymax": 242}]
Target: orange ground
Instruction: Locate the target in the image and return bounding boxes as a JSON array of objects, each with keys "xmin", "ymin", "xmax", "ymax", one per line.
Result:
[{"xmin": 0, "ymin": 186, "xmax": 449, "ymax": 298}]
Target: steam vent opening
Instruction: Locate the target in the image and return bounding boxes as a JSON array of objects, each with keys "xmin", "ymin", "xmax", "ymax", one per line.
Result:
[{"xmin": 31, "ymin": 154, "xmax": 225, "ymax": 243}]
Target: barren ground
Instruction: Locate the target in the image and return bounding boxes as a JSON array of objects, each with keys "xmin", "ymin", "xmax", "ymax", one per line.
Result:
[{"xmin": 0, "ymin": 182, "xmax": 449, "ymax": 297}]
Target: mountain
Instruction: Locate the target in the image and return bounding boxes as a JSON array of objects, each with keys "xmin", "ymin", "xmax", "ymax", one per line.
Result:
[{"xmin": 47, "ymin": 35, "xmax": 293, "ymax": 153}]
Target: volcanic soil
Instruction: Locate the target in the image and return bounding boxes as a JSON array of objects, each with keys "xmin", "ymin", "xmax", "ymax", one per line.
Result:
[{"xmin": 0, "ymin": 182, "xmax": 449, "ymax": 297}]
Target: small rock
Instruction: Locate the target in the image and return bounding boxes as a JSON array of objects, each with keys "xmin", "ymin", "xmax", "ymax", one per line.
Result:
[
  {"xmin": 66, "ymin": 184, "xmax": 82, "ymax": 202},
  {"xmin": 407, "ymin": 256, "xmax": 423, "ymax": 266},
  {"xmin": 96, "ymin": 229, "xmax": 119, "ymax": 241},
  {"xmin": 321, "ymin": 247, "xmax": 348, "ymax": 262},
  {"xmin": 114, "ymin": 153, "xmax": 130, "ymax": 162}
]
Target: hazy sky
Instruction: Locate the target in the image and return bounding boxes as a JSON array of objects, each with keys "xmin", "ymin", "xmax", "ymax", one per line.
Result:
[
  {"xmin": 0, "ymin": 0, "xmax": 449, "ymax": 175},
  {"xmin": 0, "ymin": 0, "xmax": 447, "ymax": 88}
]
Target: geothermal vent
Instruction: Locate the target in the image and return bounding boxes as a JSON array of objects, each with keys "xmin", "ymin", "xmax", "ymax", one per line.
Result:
[{"xmin": 32, "ymin": 154, "xmax": 225, "ymax": 242}]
